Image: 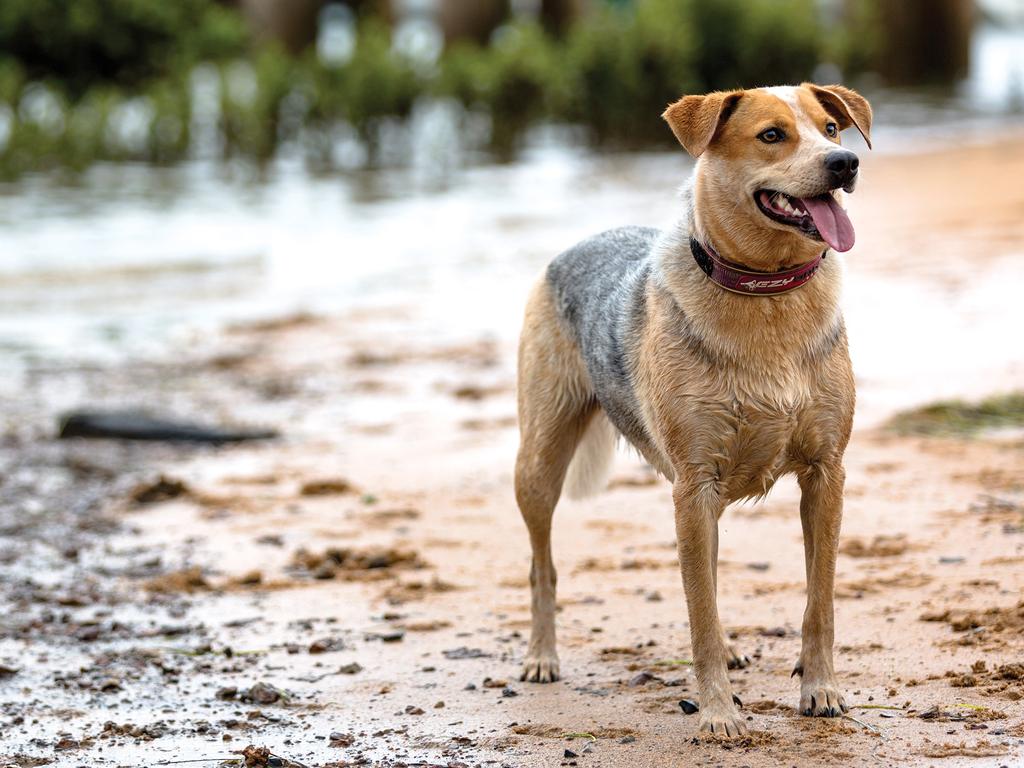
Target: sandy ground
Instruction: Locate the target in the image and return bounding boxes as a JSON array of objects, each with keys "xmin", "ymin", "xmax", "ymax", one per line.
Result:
[{"xmin": 1, "ymin": 136, "xmax": 1024, "ymax": 768}]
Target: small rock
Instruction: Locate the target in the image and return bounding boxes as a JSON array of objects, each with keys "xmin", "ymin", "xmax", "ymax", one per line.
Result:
[
  {"xmin": 939, "ymin": 556, "xmax": 965, "ymax": 564},
  {"xmin": 339, "ymin": 662, "xmax": 363, "ymax": 675},
  {"xmin": 404, "ymin": 705, "xmax": 424, "ymax": 715},
  {"xmin": 329, "ymin": 732, "xmax": 354, "ymax": 747},
  {"xmin": 679, "ymin": 699, "xmax": 699, "ymax": 715},
  {"xmin": 74, "ymin": 625, "xmax": 101, "ymax": 642},
  {"xmin": 309, "ymin": 637, "xmax": 345, "ymax": 654},
  {"xmin": 628, "ymin": 672, "xmax": 656, "ymax": 687},
  {"xmin": 131, "ymin": 476, "xmax": 189, "ymax": 505},
  {"xmin": 247, "ymin": 682, "xmax": 284, "ymax": 705},
  {"xmin": 501, "ymin": 687, "xmax": 518, "ymax": 698},
  {"xmin": 312, "ymin": 563, "xmax": 337, "ymax": 580},
  {"xmin": 619, "ymin": 735, "xmax": 636, "ymax": 744},
  {"xmin": 482, "ymin": 677, "xmax": 507, "ymax": 689},
  {"xmin": 443, "ymin": 647, "xmax": 490, "ymax": 660},
  {"xmin": 564, "ymin": 749, "xmax": 578, "ymax": 758}
]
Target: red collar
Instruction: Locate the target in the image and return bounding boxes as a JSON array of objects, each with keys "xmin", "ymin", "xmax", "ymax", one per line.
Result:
[{"xmin": 690, "ymin": 238, "xmax": 825, "ymax": 296}]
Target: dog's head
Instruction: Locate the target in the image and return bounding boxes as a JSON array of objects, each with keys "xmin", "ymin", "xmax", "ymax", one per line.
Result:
[{"xmin": 663, "ymin": 84, "xmax": 872, "ymax": 263}]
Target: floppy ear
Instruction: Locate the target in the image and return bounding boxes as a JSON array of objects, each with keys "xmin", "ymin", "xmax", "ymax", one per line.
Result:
[
  {"xmin": 662, "ymin": 91, "xmax": 743, "ymax": 157},
  {"xmin": 803, "ymin": 83, "xmax": 873, "ymax": 149}
]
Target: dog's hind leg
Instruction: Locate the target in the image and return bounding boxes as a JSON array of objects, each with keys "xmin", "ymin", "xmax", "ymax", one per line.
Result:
[
  {"xmin": 515, "ymin": 281, "xmax": 595, "ymax": 683},
  {"xmin": 713, "ymin": 547, "xmax": 751, "ymax": 670}
]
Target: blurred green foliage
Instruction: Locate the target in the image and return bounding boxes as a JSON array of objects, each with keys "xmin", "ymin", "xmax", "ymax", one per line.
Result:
[
  {"xmin": 0, "ymin": 0, "xmax": 247, "ymax": 97},
  {"xmin": 0, "ymin": 0, "xmax": 842, "ymax": 178}
]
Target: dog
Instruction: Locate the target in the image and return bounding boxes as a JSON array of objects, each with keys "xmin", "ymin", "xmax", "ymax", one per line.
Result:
[{"xmin": 514, "ymin": 83, "xmax": 871, "ymax": 736}]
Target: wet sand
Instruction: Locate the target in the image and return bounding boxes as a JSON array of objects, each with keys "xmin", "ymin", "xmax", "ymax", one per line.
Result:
[{"xmin": 1, "ymin": 135, "xmax": 1023, "ymax": 767}]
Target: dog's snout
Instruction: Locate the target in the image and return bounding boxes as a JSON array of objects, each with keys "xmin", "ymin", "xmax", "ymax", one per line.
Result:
[{"xmin": 824, "ymin": 150, "xmax": 859, "ymax": 188}]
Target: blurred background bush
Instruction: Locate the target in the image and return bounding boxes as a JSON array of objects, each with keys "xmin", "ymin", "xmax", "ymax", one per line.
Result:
[{"xmin": 0, "ymin": 0, "xmax": 1017, "ymax": 177}]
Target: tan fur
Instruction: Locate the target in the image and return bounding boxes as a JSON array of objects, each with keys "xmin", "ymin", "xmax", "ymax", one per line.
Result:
[
  {"xmin": 514, "ymin": 279, "xmax": 596, "ymax": 683},
  {"xmin": 515, "ymin": 84, "xmax": 867, "ymax": 736},
  {"xmin": 803, "ymin": 82, "xmax": 873, "ymax": 148}
]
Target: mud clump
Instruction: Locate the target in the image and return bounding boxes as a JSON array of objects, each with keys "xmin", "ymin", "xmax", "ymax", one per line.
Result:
[
  {"xmin": 945, "ymin": 659, "xmax": 1024, "ymax": 699},
  {"xmin": 921, "ymin": 600, "xmax": 1024, "ymax": 636},
  {"xmin": 144, "ymin": 567, "xmax": 211, "ymax": 593},
  {"xmin": 836, "ymin": 569, "xmax": 931, "ymax": 598},
  {"xmin": 299, "ymin": 478, "xmax": 356, "ymax": 496},
  {"xmin": 840, "ymin": 534, "xmax": 908, "ymax": 558},
  {"xmin": 381, "ymin": 575, "xmax": 457, "ymax": 604},
  {"xmin": 290, "ymin": 546, "xmax": 427, "ymax": 580},
  {"xmin": 131, "ymin": 476, "xmax": 189, "ymax": 505},
  {"xmin": 240, "ymin": 745, "xmax": 273, "ymax": 766},
  {"xmin": 101, "ymin": 721, "xmax": 167, "ymax": 740},
  {"xmin": 917, "ymin": 740, "xmax": 1009, "ymax": 758}
]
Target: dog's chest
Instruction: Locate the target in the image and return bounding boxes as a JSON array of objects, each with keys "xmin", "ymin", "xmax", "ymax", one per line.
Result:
[{"xmin": 688, "ymin": 392, "xmax": 815, "ymax": 501}]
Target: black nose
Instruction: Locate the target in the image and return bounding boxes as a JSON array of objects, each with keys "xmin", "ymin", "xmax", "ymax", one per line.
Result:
[{"xmin": 824, "ymin": 150, "xmax": 859, "ymax": 188}]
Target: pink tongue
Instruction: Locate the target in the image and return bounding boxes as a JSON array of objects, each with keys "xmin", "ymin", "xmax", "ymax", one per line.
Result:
[{"xmin": 798, "ymin": 195, "xmax": 855, "ymax": 252}]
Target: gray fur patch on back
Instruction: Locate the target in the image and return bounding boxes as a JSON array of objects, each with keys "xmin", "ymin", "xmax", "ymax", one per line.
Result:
[{"xmin": 546, "ymin": 226, "xmax": 660, "ymax": 456}]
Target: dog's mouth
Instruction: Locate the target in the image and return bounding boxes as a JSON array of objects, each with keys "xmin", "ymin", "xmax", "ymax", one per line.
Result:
[{"xmin": 755, "ymin": 190, "xmax": 855, "ymax": 252}]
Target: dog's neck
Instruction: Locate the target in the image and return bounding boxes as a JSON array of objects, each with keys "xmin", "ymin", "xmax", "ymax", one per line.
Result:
[
  {"xmin": 693, "ymin": 172, "xmax": 825, "ymax": 272},
  {"xmin": 653, "ymin": 182, "xmax": 844, "ymax": 373}
]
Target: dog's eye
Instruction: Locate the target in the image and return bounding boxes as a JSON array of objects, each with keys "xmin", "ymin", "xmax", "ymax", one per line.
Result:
[
  {"xmin": 825, "ymin": 122, "xmax": 838, "ymax": 138},
  {"xmin": 758, "ymin": 128, "xmax": 784, "ymax": 144}
]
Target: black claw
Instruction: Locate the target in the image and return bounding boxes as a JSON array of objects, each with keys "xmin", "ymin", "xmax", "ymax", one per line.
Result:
[
  {"xmin": 803, "ymin": 708, "xmax": 812, "ymax": 717},
  {"xmin": 732, "ymin": 694, "xmax": 743, "ymax": 708},
  {"xmin": 810, "ymin": 695, "xmax": 817, "ymax": 713},
  {"xmin": 791, "ymin": 664, "xmax": 803, "ymax": 678}
]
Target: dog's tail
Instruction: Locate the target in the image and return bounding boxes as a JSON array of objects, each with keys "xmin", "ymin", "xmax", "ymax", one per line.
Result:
[{"xmin": 564, "ymin": 410, "xmax": 618, "ymax": 500}]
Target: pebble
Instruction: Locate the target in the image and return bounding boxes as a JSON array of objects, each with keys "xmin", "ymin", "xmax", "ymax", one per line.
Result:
[
  {"xmin": 443, "ymin": 647, "xmax": 490, "ymax": 660},
  {"xmin": 309, "ymin": 637, "xmax": 345, "ymax": 654},
  {"xmin": 628, "ymin": 672, "xmax": 656, "ymax": 687},
  {"xmin": 247, "ymin": 682, "xmax": 284, "ymax": 705},
  {"xmin": 679, "ymin": 699, "xmax": 700, "ymax": 715}
]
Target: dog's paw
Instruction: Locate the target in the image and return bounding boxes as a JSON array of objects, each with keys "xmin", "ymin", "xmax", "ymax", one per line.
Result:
[
  {"xmin": 800, "ymin": 680, "xmax": 848, "ymax": 717},
  {"xmin": 520, "ymin": 654, "xmax": 560, "ymax": 683},
  {"xmin": 698, "ymin": 702, "xmax": 748, "ymax": 737}
]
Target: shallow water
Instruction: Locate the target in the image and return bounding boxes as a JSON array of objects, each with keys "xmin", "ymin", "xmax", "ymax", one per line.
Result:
[{"xmin": 1, "ymin": 89, "xmax": 1023, "ymax": 424}]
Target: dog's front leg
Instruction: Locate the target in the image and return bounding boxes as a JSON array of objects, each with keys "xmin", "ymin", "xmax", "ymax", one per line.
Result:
[
  {"xmin": 673, "ymin": 478, "xmax": 746, "ymax": 736},
  {"xmin": 794, "ymin": 460, "xmax": 847, "ymax": 717}
]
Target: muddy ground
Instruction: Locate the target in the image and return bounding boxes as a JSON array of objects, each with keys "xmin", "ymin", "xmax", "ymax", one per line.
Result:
[{"xmin": 1, "ymin": 136, "xmax": 1024, "ymax": 768}]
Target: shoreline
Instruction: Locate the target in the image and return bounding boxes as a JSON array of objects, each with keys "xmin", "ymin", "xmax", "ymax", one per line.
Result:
[{"xmin": 0, "ymin": 132, "xmax": 1022, "ymax": 767}]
